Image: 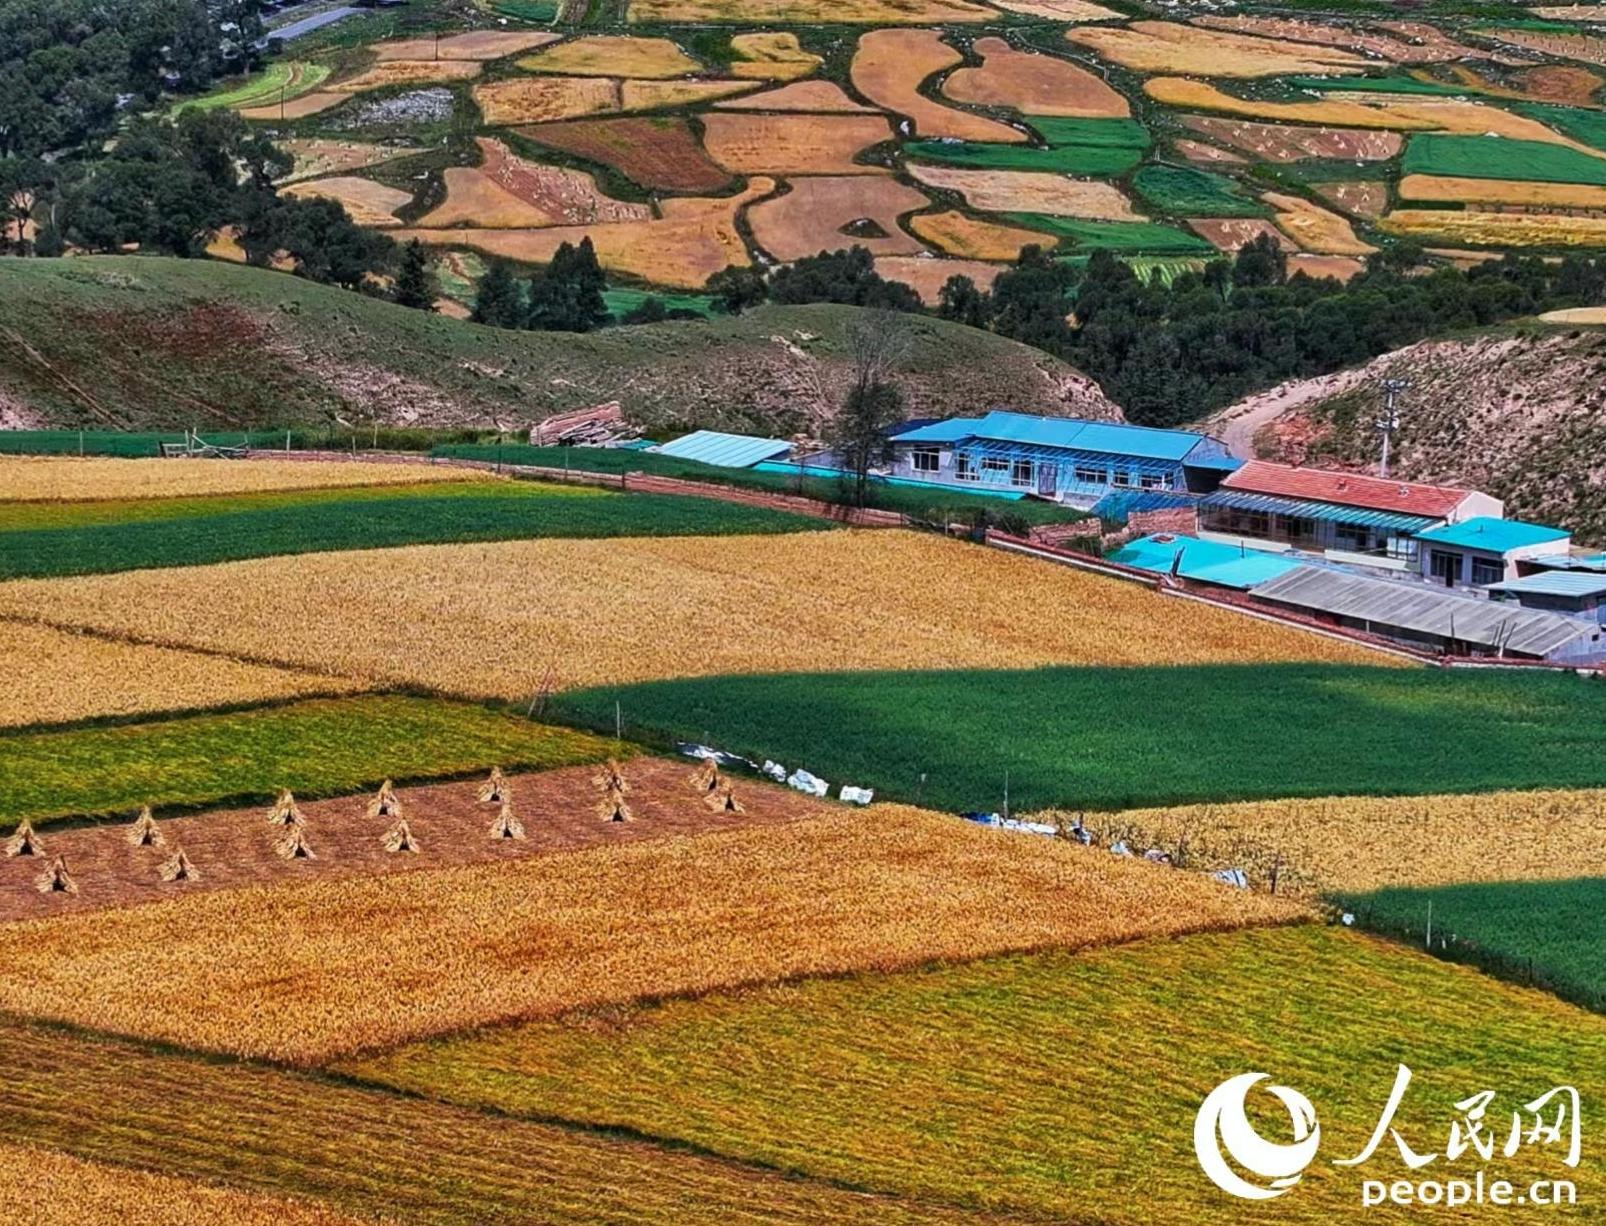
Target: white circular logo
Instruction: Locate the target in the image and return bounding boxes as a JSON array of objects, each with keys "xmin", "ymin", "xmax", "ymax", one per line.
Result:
[{"xmin": 1195, "ymin": 1072, "xmax": 1321, "ymax": 1200}]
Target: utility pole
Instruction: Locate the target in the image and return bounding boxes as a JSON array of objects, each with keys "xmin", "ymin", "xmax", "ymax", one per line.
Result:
[{"xmin": 1377, "ymin": 377, "xmax": 1409, "ymax": 479}]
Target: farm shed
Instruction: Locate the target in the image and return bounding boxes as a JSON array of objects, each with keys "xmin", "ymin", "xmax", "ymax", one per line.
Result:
[
  {"xmin": 887, "ymin": 411, "xmax": 1232, "ymax": 506},
  {"xmin": 1200, "ymin": 461, "xmax": 1502, "ymax": 570},
  {"xmin": 1110, "ymin": 533, "xmax": 1302, "ymax": 590},
  {"xmin": 1414, "ymin": 517, "xmax": 1571, "ymax": 589},
  {"xmin": 654, "ymin": 431, "xmax": 792, "ymax": 468},
  {"xmin": 1488, "ymin": 571, "xmax": 1606, "ymax": 625},
  {"xmin": 1251, "ymin": 566, "xmax": 1604, "ymax": 661}
]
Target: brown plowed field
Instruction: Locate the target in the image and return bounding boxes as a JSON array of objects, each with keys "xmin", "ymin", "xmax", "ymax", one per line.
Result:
[
  {"xmin": 910, "ymin": 209, "xmax": 1047, "ymax": 259},
  {"xmin": 1310, "ymin": 180, "xmax": 1388, "ymax": 218},
  {"xmin": 907, "ymin": 163, "xmax": 1139, "ymax": 218},
  {"xmin": 0, "ymin": 757, "xmax": 823, "ymax": 924},
  {"xmin": 1174, "ymin": 139, "xmax": 1247, "ymax": 165},
  {"xmin": 1191, "ymin": 15, "xmax": 1477, "ymax": 63},
  {"xmin": 714, "ymin": 80, "xmax": 874, "ymax": 112},
  {"xmin": 1481, "ymin": 28, "xmax": 1606, "ymax": 69},
  {"xmin": 1066, "ymin": 21, "xmax": 1369, "ymax": 78},
  {"xmin": 852, "ymin": 29, "xmax": 1026, "ymax": 143},
  {"xmin": 943, "ymin": 36, "xmax": 1129, "ymax": 118},
  {"xmin": 1287, "ymin": 254, "xmax": 1365, "ymax": 282},
  {"xmin": 1179, "ymin": 115, "xmax": 1403, "ymax": 162},
  {"xmin": 748, "ymin": 175, "xmax": 928, "ymax": 260},
  {"xmin": 238, "ymin": 91, "xmax": 346, "ymax": 121},
  {"xmin": 420, "ymin": 137, "xmax": 650, "ymax": 227},
  {"xmin": 1187, "ymin": 217, "xmax": 1296, "ymax": 252},
  {"xmin": 372, "ymin": 30, "xmax": 559, "ymax": 61},
  {"xmin": 874, "ymin": 255, "xmax": 1004, "ymax": 303},
  {"xmin": 700, "ymin": 111, "xmax": 894, "ymax": 175},
  {"xmin": 518, "ymin": 116, "xmax": 731, "ymax": 191},
  {"xmin": 276, "ymin": 139, "xmax": 423, "ymax": 183}
]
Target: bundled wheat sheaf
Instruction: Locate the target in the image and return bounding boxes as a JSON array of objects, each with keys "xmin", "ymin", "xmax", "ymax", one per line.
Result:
[
  {"xmin": 5, "ymin": 821, "xmax": 43, "ymax": 858},
  {"xmin": 382, "ymin": 819, "xmax": 420, "ymax": 854},
  {"xmin": 596, "ymin": 783, "xmax": 633, "ymax": 824},
  {"xmin": 489, "ymin": 799, "xmax": 525, "ymax": 841},
  {"xmin": 688, "ymin": 759, "xmax": 720, "ymax": 795},
  {"xmin": 266, "ymin": 789, "xmax": 306, "ymax": 828},
  {"xmin": 275, "ymin": 826, "xmax": 316, "ymax": 861},
  {"xmin": 160, "ymin": 848, "xmax": 200, "ymax": 883},
  {"xmin": 705, "ymin": 781, "xmax": 744, "ymax": 814},
  {"xmin": 478, "ymin": 766, "xmax": 507, "ymax": 805},
  {"xmin": 366, "ymin": 780, "xmax": 402, "ymax": 819},
  {"xmin": 126, "ymin": 806, "xmax": 164, "ymax": 849},
  {"xmin": 36, "ymin": 855, "xmax": 76, "ymax": 895}
]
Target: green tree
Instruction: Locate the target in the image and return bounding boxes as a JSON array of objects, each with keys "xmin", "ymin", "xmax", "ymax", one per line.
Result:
[
  {"xmin": 937, "ymin": 274, "xmax": 990, "ymax": 329},
  {"xmin": 392, "ymin": 239, "xmax": 436, "ymax": 311},
  {"xmin": 705, "ymin": 265, "xmax": 767, "ymax": 315},
  {"xmin": 526, "ymin": 237, "xmax": 609, "ymax": 332},
  {"xmin": 1232, "ymin": 234, "xmax": 1287, "ymax": 289},
  {"xmin": 471, "ymin": 259, "xmax": 523, "ymax": 328},
  {"xmin": 827, "ymin": 311, "xmax": 909, "ymax": 508}
]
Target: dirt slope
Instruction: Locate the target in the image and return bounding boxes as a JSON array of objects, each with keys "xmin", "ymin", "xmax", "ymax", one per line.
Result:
[
  {"xmin": 0, "ymin": 256, "xmax": 1118, "ymax": 436},
  {"xmin": 1203, "ymin": 325, "xmax": 1606, "ymax": 542}
]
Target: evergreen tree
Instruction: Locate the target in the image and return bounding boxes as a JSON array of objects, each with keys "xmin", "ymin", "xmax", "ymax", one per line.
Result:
[
  {"xmin": 392, "ymin": 239, "xmax": 436, "ymax": 311},
  {"xmin": 705, "ymin": 265, "xmax": 767, "ymax": 315},
  {"xmin": 937, "ymin": 275, "xmax": 990, "ymax": 329},
  {"xmin": 526, "ymin": 237, "xmax": 609, "ymax": 332},
  {"xmin": 471, "ymin": 259, "xmax": 523, "ymax": 328}
]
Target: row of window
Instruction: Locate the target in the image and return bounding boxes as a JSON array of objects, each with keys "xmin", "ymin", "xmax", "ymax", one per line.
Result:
[{"xmin": 907, "ymin": 448, "xmax": 1173, "ymax": 490}]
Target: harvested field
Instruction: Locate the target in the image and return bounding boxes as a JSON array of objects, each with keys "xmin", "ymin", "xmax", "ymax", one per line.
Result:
[
  {"xmin": 1187, "ymin": 217, "xmax": 1295, "ymax": 252},
  {"xmin": 0, "ymin": 1141, "xmax": 369, "ymax": 1226},
  {"xmin": 1066, "ymin": 21, "xmax": 1368, "ymax": 79},
  {"xmin": 747, "ymin": 176, "xmax": 927, "ymax": 260},
  {"xmin": 851, "ymin": 29, "xmax": 1025, "ymax": 144},
  {"xmin": 0, "ymin": 621, "xmax": 356, "ymax": 730},
  {"xmin": 626, "ymin": 0, "xmax": 995, "ymax": 21},
  {"xmin": 700, "ymin": 112, "xmax": 892, "ymax": 175},
  {"xmin": 237, "ymin": 90, "xmax": 346, "ymax": 121},
  {"xmin": 0, "ymin": 531, "xmax": 1391, "ymax": 702},
  {"xmin": 1482, "ymin": 27, "xmax": 1606, "ymax": 69},
  {"xmin": 1178, "ymin": 115, "xmax": 1402, "ymax": 162},
  {"xmin": 907, "ymin": 163, "xmax": 1138, "ymax": 218},
  {"xmin": 987, "ymin": 0, "xmax": 1121, "ymax": 17},
  {"xmin": 0, "ymin": 695, "xmax": 611, "ymax": 829},
  {"xmin": 1399, "ymin": 172, "xmax": 1606, "ymax": 209},
  {"xmin": 909, "ymin": 209, "xmax": 1046, "ymax": 259},
  {"xmin": 1035, "ymin": 787, "xmax": 1606, "ymax": 898},
  {"xmin": 1382, "ymin": 208, "xmax": 1606, "ymax": 247},
  {"xmin": 715, "ymin": 80, "xmax": 872, "ymax": 111},
  {"xmin": 942, "ymin": 36, "xmax": 1129, "ymax": 118},
  {"xmin": 1539, "ymin": 305, "xmax": 1606, "ymax": 323},
  {"xmin": 1512, "ymin": 63, "xmax": 1604, "ymax": 105},
  {"xmin": 1382, "ymin": 99, "xmax": 1606, "ymax": 153},
  {"xmin": 1264, "ymin": 191, "xmax": 1375, "ymax": 255},
  {"xmin": 1287, "ymin": 253, "xmax": 1365, "ymax": 282},
  {"xmin": 275, "ymin": 138, "xmax": 423, "ymax": 183},
  {"xmin": 1148, "ymin": 78, "xmax": 1431, "ymax": 129},
  {"xmin": 329, "ymin": 59, "xmax": 481, "ymax": 92},
  {"xmin": 0, "ymin": 808, "xmax": 1304, "ymax": 1062},
  {"xmin": 619, "ymin": 77, "xmax": 760, "ymax": 110},
  {"xmin": 730, "ymin": 32, "xmax": 821, "ymax": 80},
  {"xmin": 1173, "ymin": 138, "xmax": 1246, "ymax": 165},
  {"xmin": 0, "ymin": 758, "xmax": 830, "ymax": 923},
  {"xmin": 517, "ymin": 35, "xmax": 701, "ymax": 79},
  {"xmin": 1192, "ymin": 15, "xmax": 1479, "ymax": 64},
  {"xmin": 1533, "ymin": 3, "xmax": 1606, "ymax": 17},
  {"xmin": 397, "ymin": 178, "xmax": 770, "ymax": 289},
  {"xmin": 0, "ymin": 1022, "xmax": 971, "ymax": 1226},
  {"xmin": 421, "ymin": 136, "xmax": 650, "ymax": 227},
  {"xmin": 343, "ymin": 926, "xmax": 1606, "ymax": 1226},
  {"xmin": 372, "ymin": 29, "xmax": 558, "ymax": 60},
  {"xmin": 281, "ymin": 176, "xmax": 413, "ymax": 227},
  {"xmin": 473, "ymin": 75, "xmax": 618, "ymax": 124},
  {"xmin": 0, "ymin": 456, "xmax": 479, "ymax": 501},
  {"xmin": 1309, "ymin": 179, "xmax": 1388, "ymax": 218},
  {"xmin": 874, "ymin": 256, "xmax": 1004, "ymax": 303},
  {"xmin": 517, "ymin": 116, "xmax": 730, "ymax": 192}
]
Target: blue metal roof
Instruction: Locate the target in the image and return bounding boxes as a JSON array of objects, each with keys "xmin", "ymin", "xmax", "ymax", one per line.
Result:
[
  {"xmin": 1527, "ymin": 552, "xmax": 1606, "ymax": 573},
  {"xmin": 1414, "ymin": 517, "xmax": 1570, "ymax": 553},
  {"xmin": 1202, "ymin": 489, "xmax": 1436, "ymax": 533},
  {"xmin": 655, "ymin": 430, "xmax": 792, "ymax": 469},
  {"xmin": 1110, "ymin": 533, "xmax": 1302, "ymax": 590},
  {"xmin": 1488, "ymin": 572, "xmax": 1606, "ymax": 598},
  {"xmin": 892, "ymin": 411, "xmax": 1212, "ymax": 462},
  {"xmin": 1090, "ymin": 489, "xmax": 1198, "ymax": 522},
  {"xmin": 1182, "ymin": 454, "xmax": 1244, "ymax": 472}
]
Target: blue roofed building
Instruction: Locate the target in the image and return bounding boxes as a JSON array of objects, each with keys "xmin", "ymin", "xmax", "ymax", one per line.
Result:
[
  {"xmin": 1414, "ymin": 517, "xmax": 1572, "ymax": 588},
  {"xmin": 1109, "ymin": 533, "xmax": 1303, "ymax": 590},
  {"xmin": 653, "ymin": 430, "xmax": 793, "ymax": 469},
  {"xmin": 1487, "ymin": 571, "xmax": 1606, "ymax": 625},
  {"xmin": 886, "ymin": 411, "xmax": 1235, "ymax": 507}
]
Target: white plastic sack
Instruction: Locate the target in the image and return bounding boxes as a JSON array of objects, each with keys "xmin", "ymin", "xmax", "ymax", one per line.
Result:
[
  {"xmin": 787, "ymin": 769, "xmax": 828, "ymax": 797},
  {"xmin": 1211, "ymin": 868, "xmax": 1249, "ymax": 889},
  {"xmin": 1109, "ymin": 840, "xmax": 1132, "ymax": 857},
  {"xmin": 762, "ymin": 760, "xmax": 787, "ymax": 782},
  {"xmin": 839, "ymin": 785, "xmax": 874, "ymax": 805}
]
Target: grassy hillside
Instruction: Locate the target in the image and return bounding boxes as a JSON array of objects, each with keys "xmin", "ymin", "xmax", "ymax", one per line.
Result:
[{"xmin": 0, "ymin": 256, "xmax": 1116, "ymax": 437}]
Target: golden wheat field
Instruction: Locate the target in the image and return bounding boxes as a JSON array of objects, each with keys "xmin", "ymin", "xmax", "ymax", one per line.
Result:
[
  {"xmin": 1033, "ymin": 788, "xmax": 1606, "ymax": 896},
  {"xmin": 0, "ymin": 457, "xmax": 482, "ymax": 501},
  {"xmin": 0, "ymin": 621, "xmax": 357, "ymax": 729},
  {"xmin": 729, "ymin": 31, "xmax": 821, "ymax": 80},
  {"xmin": 0, "ymin": 531, "xmax": 1396, "ymax": 698},
  {"xmin": 0, "ymin": 1142, "xmax": 373, "ymax": 1226},
  {"xmin": 1382, "ymin": 208, "xmax": 1606, "ymax": 247},
  {"xmin": 1398, "ymin": 173, "xmax": 1606, "ymax": 209},
  {"xmin": 909, "ymin": 210, "xmax": 1047, "ymax": 260},
  {"xmin": 0, "ymin": 809, "xmax": 1306, "ymax": 1063},
  {"xmin": 1263, "ymin": 191, "xmax": 1377, "ymax": 255},
  {"xmin": 1066, "ymin": 20, "xmax": 1369, "ymax": 78}
]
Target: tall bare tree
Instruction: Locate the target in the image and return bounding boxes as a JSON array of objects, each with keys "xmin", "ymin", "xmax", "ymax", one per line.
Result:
[{"xmin": 828, "ymin": 311, "xmax": 910, "ymax": 508}]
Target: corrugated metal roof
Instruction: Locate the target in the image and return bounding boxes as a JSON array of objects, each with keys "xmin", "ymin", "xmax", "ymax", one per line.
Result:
[
  {"xmin": 1488, "ymin": 572, "xmax": 1606, "ymax": 598},
  {"xmin": 1522, "ymin": 553, "xmax": 1606, "ymax": 574},
  {"xmin": 1415, "ymin": 517, "xmax": 1569, "ymax": 552},
  {"xmin": 1202, "ymin": 489, "xmax": 1437, "ymax": 533},
  {"xmin": 1252, "ymin": 566, "xmax": 1599, "ymax": 657},
  {"xmin": 1112, "ymin": 533, "xmax": 1302, "ymax": 590},
  {"xmin": 1090, "ymin": 489, "xmax": 1198, "ymax": 521},
  {"xmin": 1224, "ymin": 460, "xmax": 1471, "ymax": 518},
  {"xmin": 893, "ymin": 411, "xmax": 1213, "ymax": 461},
  {"xmin": 655, "ymin": 430, "xmax": 792, "ymax": 469},
  {"xmin": 1184, "ymin": 454, "xmax": 1244, "ymax": 472}
]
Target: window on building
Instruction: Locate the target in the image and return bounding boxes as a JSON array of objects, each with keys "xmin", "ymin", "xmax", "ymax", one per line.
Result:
[
  {"xmin": 910, "ymin": 448, "xmax": 940, "ymax": 474},
  {"xmin": 980, "ymin": 456, "xmax": 1009, "ymax": 479},
  {"xmin": 1011, "ymin": 458, "xmax": 1035, "ymax": 487},
  {"xmin": 1138, "ymin": 472, "xmax": 1172, "ymax": 491},
  {"xmin": 1285, "ymin": 516, "xmax": 1318, "ymax": 543},
  {"xmin": 1470, "ymin": 557, "xmax": 1504, "ymax": 586},
  {"xmin": 1111, "ymin": 470, "xmax": 1135, "ymax": 488},
  {"xmin": 955, "ymin": 453, "xmax": 976, "ymax": 481},
  {"xmin": 1073, "ymin": 464, "xmax": 1105, "ymax": 487}
]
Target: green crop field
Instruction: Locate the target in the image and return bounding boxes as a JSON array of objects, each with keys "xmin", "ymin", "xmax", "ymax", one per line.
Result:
[
  {"xmin": 1124, "ymin": 256, "xmax": 1209, "ymax": 286},
  {"xmin": 552, "ymin": 664, "xmax": 1606, "ymax": 813},
  {"xmin": 0, "ymin": 695, "xmax": 611, "ymax": 828},
  {"xmin": 603, "ymin": 288, "xmax": 715, "ymax": 318},
  {"xmin": 1007, "ymin": 215, "xmax": 1217, "ymax": 254},
  {"xmin": 343, "ymin": 925, "xmax": 1606, "ymax": 1225},
  {"xmin": 1342, "ymin": 878, "xmax": 1606, "ymax": 1012},
  {"xmin": 1403, "ymin": 134, "xmax": 1606, "ymax": 186},
  {"xmin": 174, "ymin": 61, "xmax": 330, "ymax": 113},
  {"xmin": 1514, "ymin": 103, "xmax": 1606, "ymax": 154},
  {"xmin": 905, "ymin": 141, "xmax": 1142, "ymax": 175},
  {"xmin": 0, "ymin": 481, "xmax": 824, "ymax": 579},
  {"xmin": 1286, "ymin": 75, "xmax": 1469, "ymax": 95},
  {"xmin": 1028, "ymin": 117, "xmax": 1151, "ymax": 149},
  {"xmin": 1132, "ymin": 165, "xmax": 1268, "ymax": 218}
]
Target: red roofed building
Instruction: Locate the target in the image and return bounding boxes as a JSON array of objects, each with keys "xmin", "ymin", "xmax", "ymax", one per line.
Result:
[{"xmin": 1199, "ymin": 460, "xmax": 1502, "ymax": 570}]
